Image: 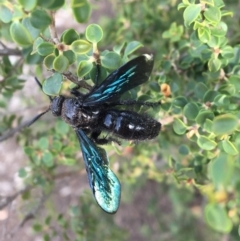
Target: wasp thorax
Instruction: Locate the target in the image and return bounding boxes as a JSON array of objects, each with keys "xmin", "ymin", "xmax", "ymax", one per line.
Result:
[
  {"xmin": 60, "ymin": 98, "xmax": 98, "ymax": 128},
  {"xmin": 50, "ymin": 96, "xmax": 65, "ymax": 116}
]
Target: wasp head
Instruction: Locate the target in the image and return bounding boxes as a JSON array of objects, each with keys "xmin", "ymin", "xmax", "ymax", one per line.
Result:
[{"xmin": 50, "ymin": 96, "xmax": 65, "ymax": 116}]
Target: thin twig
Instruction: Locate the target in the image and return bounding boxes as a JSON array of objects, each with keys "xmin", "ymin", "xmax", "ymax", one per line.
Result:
[
  {"xmin": 63, "ymin": 71, "xmax": 92, "ymax": 90},
  {"xmin": 0, "ymin": 41, "xmax": 7, "ymax": 48},
  {"xmin": 51, "ymin": 70, "xmax": 92, "ymax": 90},
  {"xmin": 9, "ymin": 190, "xmax": 50, "ymax": 238},
  {"xmin": 0, "ymin": 187, "xmax": 32, "ymax": 210},
  {"xmin": 0, "ymin": 41, "xmax": 22, "ymax": 56},
  {"xmin": 0, "ymin": 48, "xmax": 22, "ymax": 56},
  {"xmin": 49, "ymin": 11, "xmax": 59, "ymax": 44}
]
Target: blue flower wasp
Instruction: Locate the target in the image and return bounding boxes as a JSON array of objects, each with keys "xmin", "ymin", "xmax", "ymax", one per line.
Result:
[{"xmin": 1, "ymin": 54, "xmax": 161, "ymax": 213}]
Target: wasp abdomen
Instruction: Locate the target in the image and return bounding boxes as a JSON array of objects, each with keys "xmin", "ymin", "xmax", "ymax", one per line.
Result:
[{"xmin": 102, "ymin": 110, "xmax": 161, "ymax": 140}]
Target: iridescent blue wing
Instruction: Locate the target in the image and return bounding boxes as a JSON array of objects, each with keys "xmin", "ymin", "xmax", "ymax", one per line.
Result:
[
  {"xmin": 76, "ymin": 129, "xmax": 121, "ymax": 213},
  {"xmin": 82, "ymin": 54, "xmax": 154, "ymax": 106}
]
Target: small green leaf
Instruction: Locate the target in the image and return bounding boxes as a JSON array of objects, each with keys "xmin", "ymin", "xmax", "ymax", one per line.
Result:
[
  {"xmin": 204, "ymin": 6, "xmax": 221, "ymax": 24},
  {"xmin": 0, "ymin": 5, "xmax": 12, "ymax": 23},
  {"xmin": 208, "ymin": 57, "xmax": 221, "ymax": 72},
  {"xmin": 124, "ymin": 41, "xmax": 144, "ymax": 57},
  {"xmin": 211, "ymin": 22, "xmax": 227, "ymax": 37},
  {"xmin": 44, "ymin": 0, "xmax": 65, "ymax": 10},
  {"xmin": 183, "ymin": 4, "xmax": 201, "ymax": 26},
  {"xmin": 33, "ymin": 223, "xmax": 43, "ymax": 232},
  {"xmin": 30, "ymin": 9, "xmax": 52, "ymax": 29},
  {"xmin": 71, "ymin": 39, "xmax": 92, "ymax": 54},
  {"xmin": 229, "ymin": 75, "xmax": 240, "ymax": 90},
  {"xmin": 37, "ymin": 42, "xmax": 55, "ymax": 56},
  {"xmin": 63, "ymin": 50, "xmax": 76, "ymax": 65},
  {"xmin": 172, "ymin": 96, "xmax": 188, "ymax": 108},
  {"xmin": 194, "ymin": 82, "xmax": 208, "ymax": 99},
  {"xmin": 62, "ymin": 158, "xmax": 76, "ymax": 165},
  {"xmin": 62, "ymin": 146, "xmax": 76, "ymax": 155},
  {"xmin": 173, "ymin": 118, "xmax": 187, "ymax": 135},
  {"xmin": 213, "ymin": 94, "xmax": 230, "ymax": 107},
  {"xmin": 71, "ymin": 0, "xmax": 91, "ymax": 23},
  {"xmin": 214, "ymin": 0, "xmax": 225, "ymax": 8},
  {"xmin": 212, "ymin": 114, "xmax": 238, "ymax": 135},
  {"xmin": 32, "ymin": 37, "xmax": 44, "ymax": 54},
  {"xmin": 37, "ymin": 137, "xmax": 49, "ymax": 150},
  {"xmin": 222, "ymin": 140, "xmax": 239, "ymax": 155},
  {"xmin": 196, "ymin": 110, "xmax": 214, "ymax": 126},
  {"xmin": 149, "ymin": 82, "xmax": 160, "ymax": 92},
  {"xmin": 113, "ymin": 42, "xmax": 126, "ymax": 55},
  {"xmin": 197, "ymin": 136, "xmax": 217, "ymax": 150},
  {"xmin": 178, "ymin": 3, "xmax": 187, "ymax": 10},
  {"xmin": 203, "ymin": 119, "xmax": 213, "ymax": 133},
  {"xmin": 204, "ymin": 204, "xmax": 233, "ymax": 233},
  {"xmin": 52, "ymin": 140, "xmax": 62, "ymax": 151},
  {"xmin": 198, "ymin": 27, "xmax": 211, "ymax": 43},
  {"xmin": 12, "ymin": 5, "xmax": 25, "ymax": 20},
  {"xmin": 203, "ymin": 90, "xmax": 218, "ymax": 102},
  {"xmin": 36, "ymin": 0, "xmax": 55, "ymax": 8},
  {"xmin": 44, "ymin": 54, "xmax": 55, "ymax": 69},
  {"xmin": 61, "ymin": 28, "xmax": 79, "ymax": 45},
  {"xmin": 182, "ymin": 0, "xmax": 190, "ymax": 4},
  {"xmin": 89, "ymin": 65, "xmax": 107, "ymax": 84},
  {"xmin": 162, "ymin": 22, "xmax": 183, "ymax": 42},
  {"xmin": 55, "ymin": 120, "xmax": 70, "ymax": 135},
  {"xmin": 42, "ymin": 151, "xmax": 54, "ymax": 167},
  {"xmin": 42, "ymin": 73, "xmax": 63, "ymax": 96},
  {"xmin": 18, "ymin": 168, "xmax": 27, "ymax": 178},
  {"xmin": 21, "ymin": 190, "xmax": 31, "ymax": 200},
  {"xmin": 18, "ymin": 0, "xmax": 37, "ymax": 11},
  {"xmin": 22, "ymin": 17, "xmax": 41, "ymax": 40},
  {"xmin": 53, "ymin": 55, "xmax": 69, "ymax": 72},
  {"xmin": 101, "ymin": 52, "xmax": 122, "ymax": 70},
  {"xmin": 10, "ymin": 22, "xmax": 33, "ymax": 47},
  {"xmin": 209, "ymin": 152, "xmax": 234, "ymax": 188},
  {"xmin": 221, "ymin": 10, "xmax": 233, "ymax": 17},
  {"xmin": 178, "ymin": 145, "xmax": 189, "ymax": 155},
  {"xmin": 86, "ymin": 24, "xmax": 103, "ymax": 43},
  {"xmin": 221, "ymin": 46, "xmax": 234, "ymax": 59},
  {"xmin": 77, "ymin": 61, "xmax": 93, "ymax": 77},
  {"xmin": 24, "ymin": 146, "xmax": 34, "ymax": 156},
  {"xmin": 183, "ymin": 102, "xmax": 199, "ymax": 120}
]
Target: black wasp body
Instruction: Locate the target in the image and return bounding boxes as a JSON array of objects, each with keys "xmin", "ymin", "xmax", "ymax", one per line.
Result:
[
  {"xmin": 1, "ymin": 54, "xmax": 161, "ymax": 214},
  {"xmin": 51, "ymin": 96, "xmax": 160, "ymax": 141},
  {"xmin": 48, "ymin": 54, "xmax": 161, "ymax": 213},
  {"xmin": 51, "ymin": 54, "xmax": 160, "ymax": 144}
]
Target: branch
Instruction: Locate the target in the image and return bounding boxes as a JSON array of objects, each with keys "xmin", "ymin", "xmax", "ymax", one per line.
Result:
[
  {"xmin": 49, "ymin": 11, "xmax": 59, "ymax": 44},
  {"xmin": 50, "ymin": 69, "xmax": 92, "ymax": 90},
  {"xmin": 0, "ymin": 48, "xmax": 22, "ymax": 56},
  {"xmin": 0, "ymin": 170, "xmax": 78, "ymax": 210},
  {"xmin": 8, "ymin": 190, "xmax": 50, "ymax": 239},
  {"xmin": 0, "ymin": 41, "xmax": 22, "ymax": 56},
  {"xmin": 0, "ymin": 187, "xmax": 32, "ymax": 210},
  {"xmin": 62, "ymin": 71, "xmax": 92, "ymax": 90}
]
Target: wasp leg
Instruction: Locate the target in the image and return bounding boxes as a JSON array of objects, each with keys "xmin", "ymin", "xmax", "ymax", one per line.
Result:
[
  {"xmin": 105, "ymin": 100, "xmax": 161, "ymax": 108},
  {"xmin": 70, "ymin": 86, "xmax": 84, "ymax": 97},
  {"xmin": 91, "ymin": 130, "xmax": 121, "ymax": 146}
]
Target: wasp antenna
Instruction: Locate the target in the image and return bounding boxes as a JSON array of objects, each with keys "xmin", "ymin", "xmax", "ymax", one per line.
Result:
[
  {"xmin": 27, "ymin": 108, "xmax": 50, "ymax": 127},
  {"xmin": 34, "ymin": 77, "xmax": 53, "ymax": 101},
  {"xmin": 34, "ymin": 77, "xmax": 43, "ymax": 89},
  {"xmin": 0, "ymin": 108, "xmax": 50, "ymax": 142}
]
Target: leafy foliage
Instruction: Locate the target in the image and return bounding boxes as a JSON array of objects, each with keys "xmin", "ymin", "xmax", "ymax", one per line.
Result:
[{"xmin": 1, "ymin": 0, "xmax": 240, "ymax": 240}]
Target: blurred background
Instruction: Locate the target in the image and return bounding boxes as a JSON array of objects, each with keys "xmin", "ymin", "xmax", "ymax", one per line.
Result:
[{"xmin": 1, "ymin": 0, "xmax": 240, "ymax": 240}]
